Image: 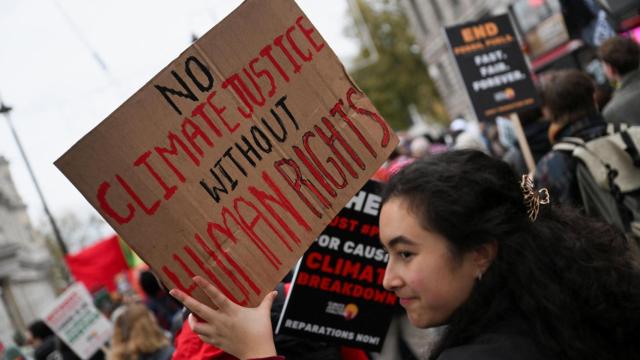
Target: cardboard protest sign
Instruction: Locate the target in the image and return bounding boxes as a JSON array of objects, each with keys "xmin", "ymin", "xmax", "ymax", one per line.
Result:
[
  {"xmin": 276, "ymin": 181, "xmax": 394, "ymax": 351},
  {"xmin": 42, "ymin": 283, "xmax": 112, "ymax": 360},
  {"xmin": 445, "ymin": 14, "xmax": 539, "ymax": 122},
  {"xmin": 55, "ymin": 0, "xmax": 398, "ymax": 308}
]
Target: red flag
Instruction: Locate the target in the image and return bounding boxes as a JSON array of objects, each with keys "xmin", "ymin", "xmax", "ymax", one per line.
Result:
[{"xmin": 65, "ymin": 234, "xmax": 129, "ymax": 292}]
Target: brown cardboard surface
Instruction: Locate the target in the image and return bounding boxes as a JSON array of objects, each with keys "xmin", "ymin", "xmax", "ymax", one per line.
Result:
[{"xmin": 55, "ymin": 0, "xmax": 398, "ymax": 307}]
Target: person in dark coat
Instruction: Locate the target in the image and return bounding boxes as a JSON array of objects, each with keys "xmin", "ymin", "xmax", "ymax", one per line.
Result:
[
  {"xmin": 139, "ymin": 270, "xmax": 181, "ymax": 331},
  {"xmin": 599, "ymin": 36, "xmax": 640, "ymax": 126},
  {"xmin": 27, "ymin": 321, "xmax": 56, "ymax": 360},
  {"xmin": 534, "ymin": 69, "xmax": 607, "ymax": 206}
]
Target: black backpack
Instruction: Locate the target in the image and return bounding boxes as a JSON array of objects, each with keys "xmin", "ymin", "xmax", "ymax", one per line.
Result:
[{"xmin": 552, "ymin": 123, "xmax": 640, "ymax": 240}]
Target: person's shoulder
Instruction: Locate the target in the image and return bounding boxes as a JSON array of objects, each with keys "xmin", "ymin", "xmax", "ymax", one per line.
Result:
[
  {"xmin": 602, "ymin": 101, "xmax": 640, "ymax": 127},
  {"xmin": 604, "ymin": 72, "xmax": 640, "ymax": 123},
  {"xmin": 34, "ymin": 336, "xmax": 57, "ymax": 359},
  {"xmin": 602, "ymin": 96, "xmax": 619, "ymax": 114},
  {"xmin": 437, "ymin": 331, "xmax": 549, "ymax": 360},
  {"xmin": 623, "ymin": 68, "xmax": 640, "ymax": 89},
  {"xmin": 536, "ymin": 149, "xmax": 572, "ymax": 177}
]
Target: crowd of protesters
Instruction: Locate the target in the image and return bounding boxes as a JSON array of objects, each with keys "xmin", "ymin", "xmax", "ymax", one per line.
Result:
[
  {"xmin": 4, "ymin": 270, "xmax": 181, "ymax": 360},
  {"xmin": 382, "ymin": 35, "xmax": 640, "ymax": 216},
  {"xmin": 3, "ymin": 35, "xmax": 639, "ymax": 360},
  {"xmin": 167, "ymin": 35, "xmax": 640, "ymax": 360}
]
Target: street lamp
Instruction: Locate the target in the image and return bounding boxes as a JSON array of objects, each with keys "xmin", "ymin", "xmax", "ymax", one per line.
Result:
[{"xmin": 0, "ymin": 95, "xmax": 69, "ymax": 257}]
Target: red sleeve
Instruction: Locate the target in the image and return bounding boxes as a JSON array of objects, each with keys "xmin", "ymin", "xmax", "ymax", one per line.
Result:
[
  {"xmin": 172, "ymin": 320, "xmax": 238, "ymax": 360},
  {"xmin": 340, "ymin": 346, "xmax": 370, "ymax": 360}
]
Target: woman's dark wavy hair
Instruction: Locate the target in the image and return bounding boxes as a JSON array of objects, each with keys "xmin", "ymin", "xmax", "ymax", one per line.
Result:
[{"xmin": 382, "ymin": 150, "xmax": 640, "ymax": 360}]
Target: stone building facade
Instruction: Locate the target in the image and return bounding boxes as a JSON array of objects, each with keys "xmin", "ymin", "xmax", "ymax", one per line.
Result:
[{"xmin": 0, "ymin": 155, "xmax": 57, "ymax": 346}]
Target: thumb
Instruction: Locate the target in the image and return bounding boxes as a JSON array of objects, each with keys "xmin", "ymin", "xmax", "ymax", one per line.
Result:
[{"xmin": 259, "ymin": 290, "xmax": 278, "ymax": 311}]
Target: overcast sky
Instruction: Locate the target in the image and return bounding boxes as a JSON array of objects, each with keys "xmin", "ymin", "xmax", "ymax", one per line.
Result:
[{"xmin": 0, "ymin": 0, "xmax": 359, "ymax": 240}]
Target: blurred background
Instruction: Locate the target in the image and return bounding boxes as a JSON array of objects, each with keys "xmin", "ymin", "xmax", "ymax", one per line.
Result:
[{"xmin": 0, "ymin": 0, "xmax": 639, "ymax": 350}]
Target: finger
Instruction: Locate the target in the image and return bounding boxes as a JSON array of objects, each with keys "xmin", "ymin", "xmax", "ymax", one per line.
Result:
[
  {"xmin": 197, "ymin": 334, "xmax": 219, "ymax": 347},
  {"xmin": 259, "ymin": 291, "xmax": 278, "ymax": 312},
  {"xmin": 169, "ymin": 289, "xmax": 216, "ymax": 323},
  {"xmin": 193, "ymin": 276, "xmax": 233, "ymax": 312},
  {"xmin": 190, "ymin": 317, "xmax": 215, "ymax": 338},
  {"xmin": 187, "ymin": 313, "xmax": 198, "ymax": 330},
  {"xmin": 187, "ymin": 311, "xmax": 205, "ymax": 325}
]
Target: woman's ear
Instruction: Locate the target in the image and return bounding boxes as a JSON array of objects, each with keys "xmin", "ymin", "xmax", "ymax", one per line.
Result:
[{"xmin": 473, "ymin": 240, "xmax": 498, "ymax": 275}]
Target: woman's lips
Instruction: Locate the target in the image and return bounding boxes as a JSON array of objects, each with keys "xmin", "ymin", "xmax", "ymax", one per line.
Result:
[{"xmin": 399, "ymin": 297, "xmax": 416, "ymax": 306}]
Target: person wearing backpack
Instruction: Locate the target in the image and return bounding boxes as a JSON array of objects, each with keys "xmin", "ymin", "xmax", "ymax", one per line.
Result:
[
  {"xmin": 535, "ymin": 69, "xmax": 607, "ymax": 206},
  {"xmin": 598, "ymin": 36, "xmax": 640, "ymax": 126},
  {"xmin": 535, "ymin": 69, "xmax": 640, "ymax": 239}
]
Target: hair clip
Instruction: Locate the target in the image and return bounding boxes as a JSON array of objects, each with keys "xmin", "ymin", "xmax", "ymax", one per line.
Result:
[{"xmin": 520, "ymin": 175, "xmax": 550, "ymax": 222}]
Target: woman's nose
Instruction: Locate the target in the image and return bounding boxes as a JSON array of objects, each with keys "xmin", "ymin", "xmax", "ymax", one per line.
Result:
[{"xmin": 382, "ymin": 263, "xmax": 402, "ymax": 291}]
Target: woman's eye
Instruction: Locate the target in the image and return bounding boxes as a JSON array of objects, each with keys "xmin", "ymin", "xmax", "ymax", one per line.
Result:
[{"xmin": 398, "ymin": 252, "xmax": 413, "ymax": 260}]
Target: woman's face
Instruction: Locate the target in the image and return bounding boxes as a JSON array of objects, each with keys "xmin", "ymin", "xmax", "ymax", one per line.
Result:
[{"xmin": 380, "ymin": 197, "xmax": 479, "ymax": 328}]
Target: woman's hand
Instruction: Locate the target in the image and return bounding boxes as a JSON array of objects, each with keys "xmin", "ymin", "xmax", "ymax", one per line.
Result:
[{"xmin": 170, "ymin": 276, "xmax": 278, "ymax": 359}]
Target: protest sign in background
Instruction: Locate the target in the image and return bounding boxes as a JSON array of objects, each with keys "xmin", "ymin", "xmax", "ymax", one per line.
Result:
[
  {"xmin": 55, "ymin": 0, "xmax": 398, "ymax": 308},
  {"xmin": 42, "ymin": 283, "xmax": 112, "ymax": 360},
  {"xmin": 445, "ymin": 14, "xmax": 539, "ymax": 122},
  {"xmin": 276, "ymin": 181, "xmax": 395, "ymax": 351}
]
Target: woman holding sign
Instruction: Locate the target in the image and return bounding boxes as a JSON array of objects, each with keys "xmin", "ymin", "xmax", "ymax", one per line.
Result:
[{"xmin": 171, "ymin": 150, "xmax": 640, "ymax": 359}]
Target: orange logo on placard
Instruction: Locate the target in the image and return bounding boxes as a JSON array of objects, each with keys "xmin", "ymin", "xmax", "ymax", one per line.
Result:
[
  {"xmin": 343, "ymin": 303, "xmax": 359, "ymax": 320},
  {"xmin": 505, "ymin": 87, "xmax": 515, "ymax": 99},
  {"xmin": 494, "ymin": 87, "xmax": 516, "ymax": 102}
]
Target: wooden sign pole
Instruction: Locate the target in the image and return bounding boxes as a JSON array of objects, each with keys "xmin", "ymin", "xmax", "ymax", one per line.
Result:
[{"xmin": 509, "ymin": 112, "xmax": 536, "ymax": 176}]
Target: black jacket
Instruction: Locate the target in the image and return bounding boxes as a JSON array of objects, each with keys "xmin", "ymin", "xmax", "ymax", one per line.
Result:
[{"xmin": 438, "ymin": 316, "xmax": 550, "ymax": 360}]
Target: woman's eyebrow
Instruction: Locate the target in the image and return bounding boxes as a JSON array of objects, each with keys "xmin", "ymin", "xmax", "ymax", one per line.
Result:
[{"xmin": 386, "ymin": 235, "xmax": 418, "ymax": 249}]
